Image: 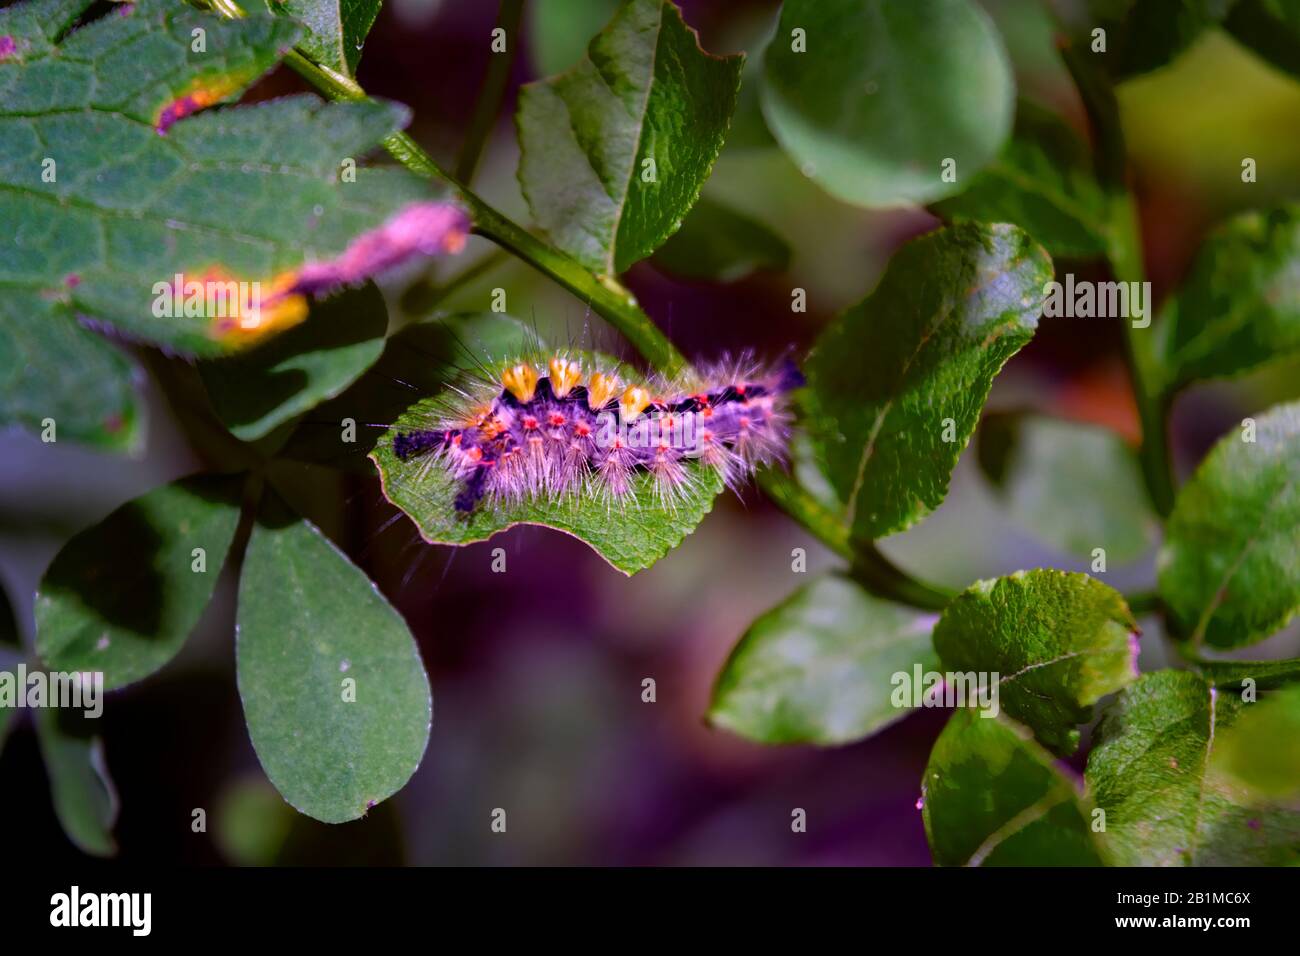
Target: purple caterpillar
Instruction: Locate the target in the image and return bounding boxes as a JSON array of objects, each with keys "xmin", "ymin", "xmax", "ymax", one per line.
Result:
[{"xmin": 392, "ymin": 355, "xmax": 804, "ymax": 513}]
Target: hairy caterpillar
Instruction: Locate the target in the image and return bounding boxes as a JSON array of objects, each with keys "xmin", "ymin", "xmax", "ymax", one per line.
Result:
[{"xmin": 389, "ymin": 354, "xmax": 804, "ymax": 514}]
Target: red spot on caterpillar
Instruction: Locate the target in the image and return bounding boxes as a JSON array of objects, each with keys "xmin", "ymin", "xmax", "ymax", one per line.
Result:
[
  {"xmin": 64, "ymin": 274, "xmax": 80, "ymax": 289},
  {"xmin": 292, "ymin": 202, "xmax": 471, "ymax": 295},
  {"xmin": 0, "ymin": 35, "xmax": 16, "ymax": 60}
]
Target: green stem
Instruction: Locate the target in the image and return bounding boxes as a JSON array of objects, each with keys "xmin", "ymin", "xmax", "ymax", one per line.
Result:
[
  {"xmin": 1062, "ymin": 41, "xmax": 1175, "ymax": 518},
  {"xmin": 757, "ymin": 469, "xmax": 954, "ymax": 610},
  {"xmin": 454, "ymin": 0, "xmax": 525, "ymax": 185}
]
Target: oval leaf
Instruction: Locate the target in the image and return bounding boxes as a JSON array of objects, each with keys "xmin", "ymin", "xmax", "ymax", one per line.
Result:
[
  {"xmin": 1156, "ymin": 206, "xmax": 1300, "ymax": 390},
  {"xmin": 35, "ymin": 708, "xmax": 119, "ymax": 857},
  {"xmin": 236, "ymin": 497, "xmax": 431, "ymax": 823},
  {"xmin": 978, "ymin": 413, "xmax": 1157, "ymax": 563},
  {"xmin": 36, "ymin": 474, "xmax": 245, "ymax": 690},
  {"xmin": 1087, "ymin": 670, "xmax": 1300, "ymax": 865},
  {"xmin": 709, "ymin": 574, "xmax": 939, "ymax": 746},
  {"xmin": 802, "ymin": 222, "xmax": 1051, "ymax": 540},
  {"xmin": 923, "ymin": 709, "xmax": 1106, "ymax": 866},
  {"xmin": 516, "ymin": 0, "xmax": 744, "ymax": 274},
  {"xmin": 933, "ymin": 570, "xmax": 1139, "ymax": 755},
  {"xmin": 760, "ymin": 0, "xmax": 1014, "ymax": 207},
  {"xmin": 1159, "ymin": 400, "xmax": 1300, "ymax": 649}
]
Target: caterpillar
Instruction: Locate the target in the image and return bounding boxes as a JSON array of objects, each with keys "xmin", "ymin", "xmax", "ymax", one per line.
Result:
[{"xmin": 390, "ymin": 354, "xmax": 804, "ymax": 514}]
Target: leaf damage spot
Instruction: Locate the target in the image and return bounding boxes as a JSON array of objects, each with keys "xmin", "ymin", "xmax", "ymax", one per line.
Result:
[
  {"xmin": 154, "ymin": 75, "xmax": 247, "ymax": 135},
  {"xmin": 292, "ymin": 202, "xmax": 472, "ymax": 295},
  {"xmin": 160, "ymin": 266, "xmax": 308, "ymax": 344}
]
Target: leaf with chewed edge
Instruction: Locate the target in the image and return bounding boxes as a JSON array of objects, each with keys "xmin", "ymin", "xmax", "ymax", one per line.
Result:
[
  {"xmin": 516, "ymin": 0, "xmax": 744, "ymax": 274},
  {"xmin": 371, "ymin": 348, "xmax": 726, "ymax": 576},
  {"xmin": 236, "ymin": 494, "xmax": 431, "ymax": 823}
]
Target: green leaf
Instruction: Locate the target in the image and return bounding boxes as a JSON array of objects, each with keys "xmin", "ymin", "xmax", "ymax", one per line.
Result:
[
  {"xmin": 802, "ymin": 222, "xmax": 1051, "ymax": 540},
  {"xmin": 1213, "ymin": 684, "xmax": 1300, "ymax": 799},
  {"xmin": 978, "ymin": 413, "xmax": 1156, "ymax": 563},
  {"xmin": 1156, "ymin": 206, "xmax": 1300, "ymax": 390},
  {"xmin": 516, "ymin": 0, "xmax": 744, "ymax": 274},
  {"xmin": 278, "ymin": 311, "xmax": 535, "ymax": 468},
  {"xmin": 35, "ymin": 707, "xmax": 119, "ymax": 857},
  {"xmin": 372, "ymin": 348, "xmax": 726, "ymax": 576},
  {"xmin": 1159, "ymin": 400, "xmax": 1300, "ymax": 649},
  {"xmin": 236, "ymin": 495, "xmax": 431, "ymax": 823},
  {"xmin": 760, "ymin": 0, "xmax": 1014, "ymax": 207},
  {"xmin": 1082, "ymin": 0, "xmax": 1231, "ymax": 79},
  {"xmin": 0, "ymin": 292, "xmax": 142, "ymax": 451},
  {"xmin": 708, "ymin": 574, "xmax": 939, "ymax": 746},
  {"xmin": 923, "ymin": 709, "xmax": 1106, "ymax": 866},
  {"xmin": 931, "ymin": 101, "xmax": 1112, "ymax": 260},
  {"xmin": 933, "ymin": 570, "xmax": 1138, "ymax": 754},
  {"xmin": 199, "ymin": 283, "xmax": 387, "ymax": 442},
  {"xmin": 269, "ymin": 0, "xmax": 381, "ymax": 76},
  {"xmin": 35, "ymin": 474, "xmax": 244, "ymax": 690},
  {"xmin": 1190, "ymin": 656, "xmax": 1300, "ymax": 689},
  {"xmin": 1087, "ymin": 670, "xmax": 1300, "ymax": 865},
  {"xmin": 1225, "ymin": 0, "xmax": 1300, "ymax": 77},
  {"xmin": 0, "ymin": 0, "xmax": 451, "ymax": 357},
  {"xmin": 526, "ymin": 0, "xmax": 623, "ymax": 77},
  {"xmin": 651, "ymin": 197, "xmax": 791, "ymax": 283}
]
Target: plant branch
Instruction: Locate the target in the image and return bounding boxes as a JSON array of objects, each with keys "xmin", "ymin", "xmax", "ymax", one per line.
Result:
[
  {"xmin": 454, "ymin": 0, "xmax": 525, "ymax": 185},
  {"xmin": 207, "ymin": 5, "xmax": 1076, "ymax": 614},
  {"xmin": 1061, "ymin": 42, "xmax": 1176, "ymax": 518}
]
